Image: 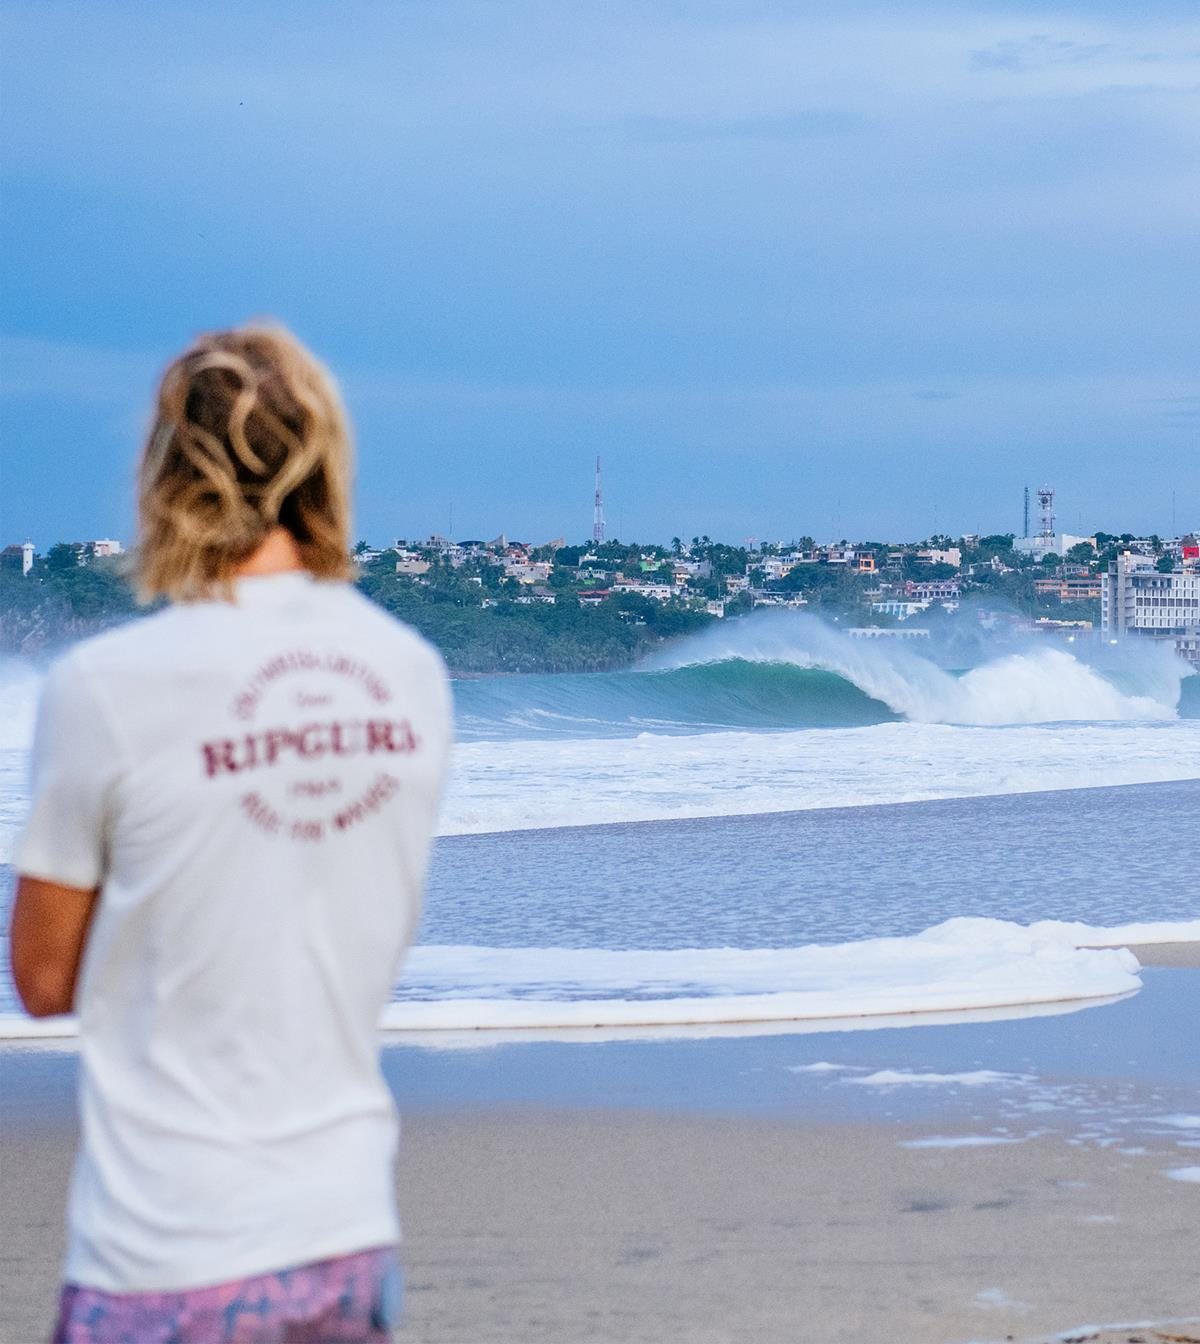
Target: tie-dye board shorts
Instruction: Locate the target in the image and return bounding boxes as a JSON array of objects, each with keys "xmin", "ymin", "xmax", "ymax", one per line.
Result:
[{"xmin": 51, "ymin": 1245, "xmax": 403, "ymax": 1344}]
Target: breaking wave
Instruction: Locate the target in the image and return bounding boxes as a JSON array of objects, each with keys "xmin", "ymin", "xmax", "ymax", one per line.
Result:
[{"xmin": 456, "ymin": 613, "xmax": 1194, "ymax": 739}]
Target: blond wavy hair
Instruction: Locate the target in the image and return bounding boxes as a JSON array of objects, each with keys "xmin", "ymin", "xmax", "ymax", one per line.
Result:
[{"xmin": 136, "ymin": 324, "xmax": 354, "ymax": 602}]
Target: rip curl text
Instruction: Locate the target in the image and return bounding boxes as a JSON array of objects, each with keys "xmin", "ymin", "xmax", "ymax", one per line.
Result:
[{"xmin": 201, "ymin": 720, "xmax": 420, "ymax": 777}]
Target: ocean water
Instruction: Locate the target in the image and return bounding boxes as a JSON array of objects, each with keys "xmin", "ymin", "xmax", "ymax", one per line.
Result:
[{"xmin": 1, "ymin": 612, "xmax": 1198, "ymax": 1035}]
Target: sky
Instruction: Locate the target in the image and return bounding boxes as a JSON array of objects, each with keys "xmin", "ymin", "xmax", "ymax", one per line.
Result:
[{"xmin": 1, "ymin": 0, "xmax": 1198, "ymax": 548}]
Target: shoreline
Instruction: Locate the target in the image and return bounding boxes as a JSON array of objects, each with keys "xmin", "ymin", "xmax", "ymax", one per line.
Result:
[
  {"xmin": 435, "ymin": 771, "xmax": 1200, "ymax": 842},
  {"xmin": 1011, "ymin": 1327, "xmax": 1200, "ymax": 1344},
  {"xmin": 2, "ymin": 939, "xmax": 1195, "ymax": 1045}
]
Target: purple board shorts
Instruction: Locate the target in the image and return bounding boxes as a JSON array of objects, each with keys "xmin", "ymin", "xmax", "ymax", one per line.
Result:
[{"xmin": 51, "ymin": 1245, "xmax": 402, "ymax": 1344}]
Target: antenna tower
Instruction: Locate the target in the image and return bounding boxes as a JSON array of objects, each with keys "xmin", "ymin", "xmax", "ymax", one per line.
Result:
[
  {"xmin": 592, "ymin": 456, "xmax": 606, "ymax": 544},
  {"xmin": 1023, "ymin": 485, "xmax": 1030, "ymax": 539},
  {"xmin": 1036, "ymin": 487, "xmax": 1055, "ymax": 542}
]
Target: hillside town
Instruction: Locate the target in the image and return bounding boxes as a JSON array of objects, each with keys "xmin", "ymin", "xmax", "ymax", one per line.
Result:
[{"xmin": 4, "ymin": 507, "xmax": 1199, "ymax": 669}]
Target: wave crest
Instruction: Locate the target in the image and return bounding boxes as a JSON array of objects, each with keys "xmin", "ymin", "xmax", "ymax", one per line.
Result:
[{"xmin": 647, "ymin": 612, "xmax": 1187, "ymax": 727}]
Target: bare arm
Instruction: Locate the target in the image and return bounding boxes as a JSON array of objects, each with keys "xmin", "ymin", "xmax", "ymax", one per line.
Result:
[{"xmin": 10, "ymin": 875, "xmax": 99, "ymax": 1018}]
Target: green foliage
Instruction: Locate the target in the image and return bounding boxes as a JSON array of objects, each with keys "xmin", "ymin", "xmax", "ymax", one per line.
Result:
[
  {"xmin": 356, "ymin": 568, "xmax": 707, "ymax": 672},
  {"xmin": 778, "ymin": 563, "xmax": 869, "ymax": 608},
  {"xmin": 0, "ymin": 555, "xmax": 139, "ymax": 653},
  {"xmin": 46, "ymin": 543, "xmax": 82, "ymax": 573},
  {"xmin": 962, "ymin": 534, "xmax": 1017, "ymax": 568}
]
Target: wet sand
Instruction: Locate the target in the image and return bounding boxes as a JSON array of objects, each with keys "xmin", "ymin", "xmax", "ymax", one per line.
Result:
[
  {"xmin": 1128, "ymin": 942, "xmax": 1200, "ymax": 969},
  {"xmin": 1, "ymin": 1108, "xmax": 1198, "ymax": 1344},
  {"xmin": 3, "ymin": 961, "xmax": 1198, "ymax": 1343}
]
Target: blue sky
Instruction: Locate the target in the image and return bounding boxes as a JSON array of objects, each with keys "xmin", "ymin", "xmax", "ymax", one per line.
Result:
[{"xmin": 2, "ymin": 0, "xmax": 1197, "ymax": 547}]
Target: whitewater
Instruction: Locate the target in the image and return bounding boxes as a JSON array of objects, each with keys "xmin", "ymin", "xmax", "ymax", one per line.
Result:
[
  {"xmin": 8, "ymin": 918, "xmax": 1199, "ymax": 1042},
  {"xmin": 2, "ymin": 613, "xmax": 1197, "ymax": 1040},
  {"xmin": 3, "ymin": 615, "xmax": 1198, "ymax": 851}
]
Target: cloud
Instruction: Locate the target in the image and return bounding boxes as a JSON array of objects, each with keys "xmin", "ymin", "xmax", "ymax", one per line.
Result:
[{"xmin": 970, "ymin": 35, "xmax": 1114, "ymax": 73}]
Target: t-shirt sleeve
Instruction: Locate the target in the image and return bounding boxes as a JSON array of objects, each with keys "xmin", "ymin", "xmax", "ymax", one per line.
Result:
[{"xmin": 15, "ymin": 655, "xmax": 125, "ymax": 891}]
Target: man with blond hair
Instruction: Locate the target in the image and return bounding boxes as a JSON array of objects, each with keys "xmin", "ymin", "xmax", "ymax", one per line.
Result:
[{"xmin": 11, "ymin": 325, "xmax": 452, "ymax": 1343}]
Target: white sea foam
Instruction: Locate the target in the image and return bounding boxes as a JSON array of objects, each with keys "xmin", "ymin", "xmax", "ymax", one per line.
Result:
[
  {"xmin": 1048, "ymin": 922, "xmax": 1200, "ymax": 948},
  {"xmin": 1163, "ymin": 1167, "xmax": 1200, "ymax": 1183},
  {"xmin": 286, "ymin": 917, "xmax": 1164, "ymax": 1032},
  {"xmin": 0, "ymin": 916, "xmax": 1182, "ymax": 1041},
  {"xmin": 437, "ymin": 719, "xmax": 1200, "ymax": 839},
  {"xmin": 0, "ymin": 659, "xmax": 40, "ymax": 752},
  {"xmin": 847, "ymin": 1069, "xmax": 1030, "ymax": 1087},
  {"xmin": 5, "ymin": 719, "xmax": 1197, "ymax": 858}
]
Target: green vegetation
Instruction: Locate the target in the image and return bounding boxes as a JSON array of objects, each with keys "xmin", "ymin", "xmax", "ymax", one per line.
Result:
[
  {"xmin": 0, "ymin": 555, "xmax": 139, "ymax": 654},
  {"xmin": 357, "ymin": 568, "xmax": 711, "ymax": 674},
  {"xmin": 3, "ymin": 525, "xmax": 1173, "ymax": 669}
]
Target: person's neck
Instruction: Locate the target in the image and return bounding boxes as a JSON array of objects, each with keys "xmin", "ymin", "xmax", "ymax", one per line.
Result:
[{"xmin": 233, "ymin": 528, "xmax": 307, "ymax": 579}]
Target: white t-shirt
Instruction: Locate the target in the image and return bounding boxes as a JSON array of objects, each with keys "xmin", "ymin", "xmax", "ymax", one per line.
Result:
[{"xmin": 16, "ymin": 572, "xmax": 452, "ymax": 1292}]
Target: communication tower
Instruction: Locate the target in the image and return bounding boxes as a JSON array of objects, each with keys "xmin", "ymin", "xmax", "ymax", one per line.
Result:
[
  {"xmin": 1023, "ymin": 485, "xmax": 1030, "ymax": 539},
  {"xmin": 1037, "ymin": 487, "xmax": 1055, "ymax": 542},
  {"xmin": 592, "ymin": 456, "xmax": 606, "ymax": 545}
]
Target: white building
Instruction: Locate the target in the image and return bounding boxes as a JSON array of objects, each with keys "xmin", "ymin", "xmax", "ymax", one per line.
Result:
[
  {"xmin": 906, "ymin": 580, "xmax": 961, "ymax": 601},
  {"xmin": 1101, "ymin": 552, "xmax": 1200, "ymax": 666},
  {"xmin": 758, "ymin": 557, "xmax": 795, "ymax": 581},
  {"xmin": 751, "ymin": 592, "xmax": 807, "ymax": 609},
  {"xmin": 871, "ymin": 599, "xmax": 930, "ymax": 621},
  {"xmin": 1013, "ymin": 532, "xmax": 1092, "ymax": 562},
  {"xmin": 614, "ymin": 580, "xmax": 673, "ymax": 601},
  {"xmin": 503, "ymin": 560, "xmax": 553, "ymax": 585},
  {"xmin": 916, "ymin": 546, "xmax": 962, "ymax": 569}
]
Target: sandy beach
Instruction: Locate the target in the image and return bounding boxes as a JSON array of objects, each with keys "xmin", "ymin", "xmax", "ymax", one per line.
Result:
[
  {"xmin": 3, "ymin": 955, "xmax": 1198, "ymax": 1344},
  {"xmin": 2, "ymin": 1107, "xmax": 1198, "ymax": 1344}
]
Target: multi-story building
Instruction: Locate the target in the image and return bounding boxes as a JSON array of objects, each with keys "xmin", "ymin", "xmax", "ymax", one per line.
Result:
[
  {"xmin": 871, "ymin": 599, "xmax": 930, "ymax": 621},
  {"xmin": 758, "ymin": 556, "xmax": 795, "ymax": 581},
  {"xmin": 503, "ymin": 559, "xmax": 553, "ymax": 585},
  {"xmin": 906, "ymin": 579, "xmax": 961, "ymax": 602},
  {"xmin": 612, "ymin": 579, "xmax": 673, "ymax": 602},
  {"xmin": 1033, "ymin": 576, "xmax": 1103, "ymax": 602},
  {"xmin": 1014, "ymin": 531, "xmax": 1093, "ymax": 562},
  {"xmin": 915, "ymin": 546, "xmax": 962, "ymax": 569},
  {"xmin": 1101, "ymin": 552, "xmax": 1200, "ymax": 666}
]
